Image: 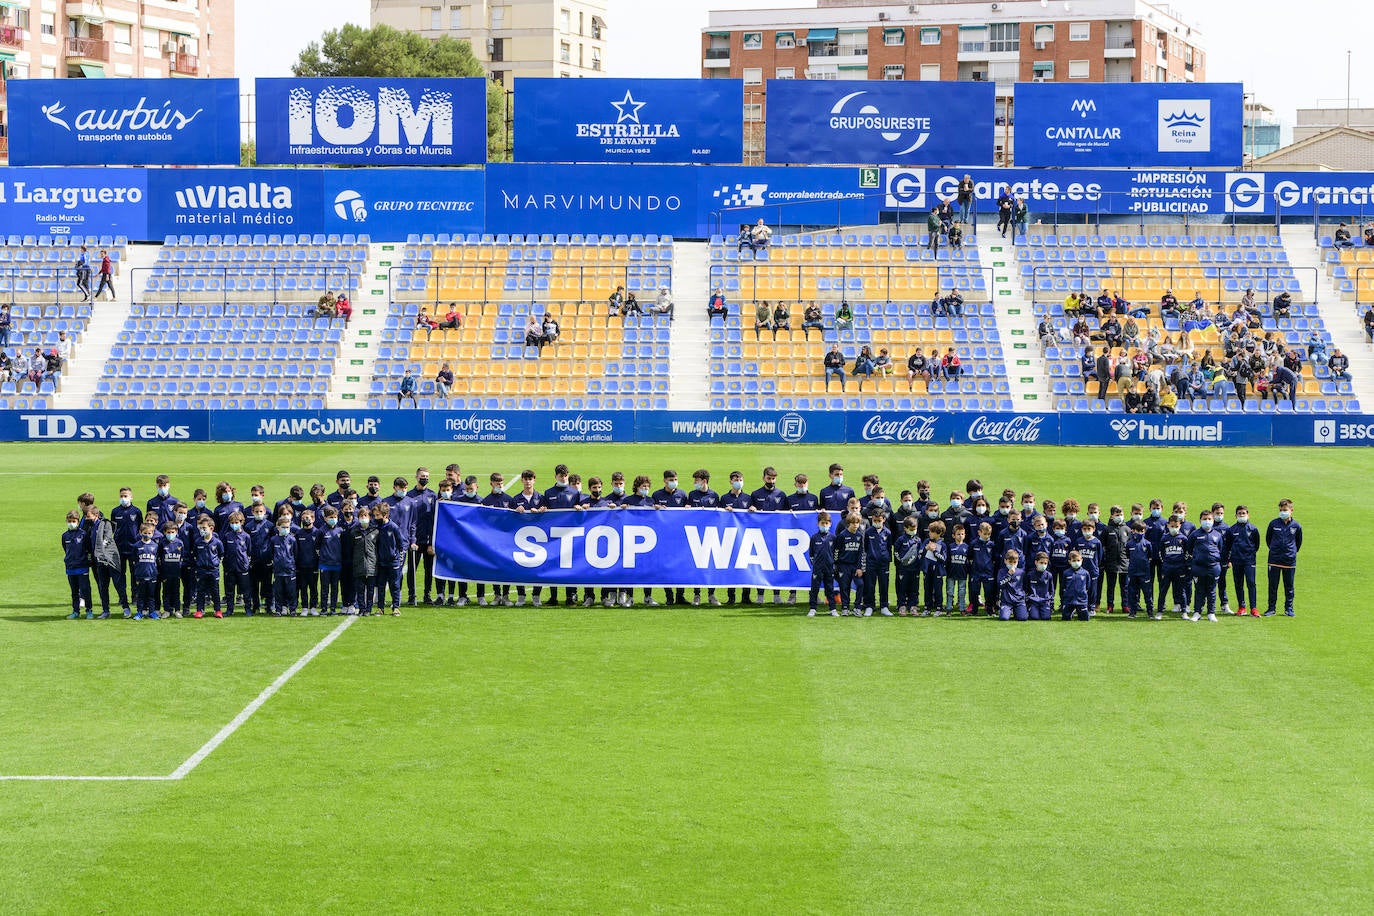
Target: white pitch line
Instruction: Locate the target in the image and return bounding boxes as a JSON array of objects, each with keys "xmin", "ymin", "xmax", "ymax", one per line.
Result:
[{"xmin": 0, "ymin": 616, "xmax": 355, "ymax": 783}]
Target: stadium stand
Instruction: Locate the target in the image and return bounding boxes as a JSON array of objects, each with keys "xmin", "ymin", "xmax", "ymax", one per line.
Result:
[
  {"xmin": 705, "ymin": 232, "xmax": 1010, "ymax": 410},
  {"xmin": 90, "ymin": 235, "xmax": 359, "ymax": 409},
  {"xmin": 369, "ymin": 234, "xmax": 673, "ymax": 410}
]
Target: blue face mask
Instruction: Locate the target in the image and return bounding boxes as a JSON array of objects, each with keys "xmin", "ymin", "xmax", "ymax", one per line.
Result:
[
  {"xmin": 165, "ymin": 532, "xmax": 175, "ymax": 540},
  {"xmin": 326, "ymin": 517, "xmax": 337, "ymax": 527},
  {"xmin": 230, "ymin": 523, "xmax": 241, "ymax": 532},
  {"xmin": 222, "ymin": 492, "xmax": 233, "ymax": 503},
  {"xmin": 1279, "ymin": 510, "xmax": 1292, "ymax": 520},
  {"xmin": 195, "ymin": 500, "xmax": 206, "ymax": 509},
  {"xmin": 1201, "ymin": 520, "xmax": 1213, "ymax": 530}
]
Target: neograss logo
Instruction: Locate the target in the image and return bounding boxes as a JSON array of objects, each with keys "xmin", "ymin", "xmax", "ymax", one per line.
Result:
[{"xmin": 827, "ymin": 91, "xmax": 931, "ymax": 157}]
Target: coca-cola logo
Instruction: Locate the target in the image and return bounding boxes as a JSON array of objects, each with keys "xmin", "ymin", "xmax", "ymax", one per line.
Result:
[
  {"xmin": 966, "ymin": 415, "xmax": 1046, "ymax": 443},
  {"xmin": 860, "ymin": 415, "xmax": 940, "ymax": 443}
]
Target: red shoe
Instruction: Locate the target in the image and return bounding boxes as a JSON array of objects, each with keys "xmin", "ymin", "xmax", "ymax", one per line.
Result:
[
  {"xmin": 1106, "ymin": 606, "xmax": 1115, "ymax": 615},
  {"xmin": 1249, "ymin": 607, "xmax": 1259, "ymax": 617},
  {"xmin": 214, "ymin": 610, "xmax": 224, "ymax": 619},
  {"xmin": 192, "ymin": 610, "xmax": 203, "ymax": 619}
]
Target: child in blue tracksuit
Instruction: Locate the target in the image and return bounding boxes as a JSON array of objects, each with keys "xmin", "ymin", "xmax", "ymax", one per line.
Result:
[
  {"xmin": 921, "ymin": 520, "xmax": 947, "ymax": 616},
  {"xmin": 969, "ymin": 522, "xmax": 998, "ymax": 616},
  {"xmin": 1074, "ymin": 520, "xmax": 1104, "ymax": 615},
  {"xmin": 62, "ymin": 510, "xmax": 93, "ymax": 619},
  {"xmin": 998, "ymin": 550, "xmax": 1026, "ymax": 621},
  {"xmin": 1264, "ymin": 499, "xmax": 1302, "ymax": 617},
  {"xmin": 318, "ymin": 506, "xmax": 344, "ymax": 615},
  {"xmin": 1188, "ymin": 510, "xmax": 1225, "ymax": 621},
  {"xmin": 1025, "ymin": 552, "xmax": 1055, "ymax": 621},
  {"xmin": 296, "ymin": 509, "xmax": 321, "ymax": 615},
  {"xmin": 945, "ymin": 523, "xmax": 969, "ymax": 615},
  {"xmin": 245, "ymin": 504, "xmax": 274, "ymax": 615},
  {"xmin": 193, "ymin": 519, "xmax": 224, "ymax": 618},
  {"xmin": 1158, "ymin": 521, "xmax": 1191, "ymax": 617},
  {"xmin": 221, "ymin": 511, "xmax": 252, "ymax": 616},
  {"xmin": 1048, "ymin": 521, "xmax": 1072, "ymax": 613},
  {"xmin": 1223, "ymin": 505, "xmax": 1260, "ymax": 616},
  {"xmin": 173, "ymin": 507, "xmax": 198, "ymax": 610},
  {"xmin": 862, "ymin": 509, "xmax": 893, "ymax": 616},
  {"xmin": 1125, "ymin": 522, "xmax": 1156, "ymax": 618},
  {"xmin": 132, "ymin": 523, "xmax": 162, "ymax": 619},
  {"xmin": 375, "ymin": 501, "xmax": 406, "ymax": 615},
  {"xmin": 1061, "ymin": 551, "xmax": 1091, "ymax": 621},
  {"xmin": 1208, "ymin": 502, "xmax": 1232, "ymax": 614},
  {"xmin": 808, "ymin": 511, "xmax": 837, "ymax": 616},
  {"xmin": 894, "ymin": 517, "xmax": 922, "ymax": 615},
  {"xmin": 158, "ymin": 522, "xmax": 185, "ymax": 618},
  {"xmin": 831, "ymin": 513, "xmax": 866, "ymax": 616},
  {"xmin": 270, "ymin": 518, "xmax": 299, "ymax": 616}
]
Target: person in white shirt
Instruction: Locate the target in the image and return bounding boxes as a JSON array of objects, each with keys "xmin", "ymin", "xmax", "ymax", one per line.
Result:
[
  {"xmin": 54, "ymin": 331, "xmax": 74, "ymax": 370},
  {"xmin": 751, "ymin": 218, "xmax": 772, "ymax": 250},
  {"xmin": 651, "ymin": 286, "xmax": 674, "ymax": 319}
]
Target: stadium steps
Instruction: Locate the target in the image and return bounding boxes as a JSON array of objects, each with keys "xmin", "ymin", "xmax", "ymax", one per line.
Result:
[
  {"xmin": 978, "ymin": 232, "xmax": 1046, "ymax": 411},
  {"xmin": 1284, "ymin": 226, "xmax": 1374, "ymax": 409},
  {"xmin": 330, "ymin": 243, "xmax": 394, "ymax": 408},
  {"xmin": 669, "ymin": 240, "xmax": 710, "ymax": 409},
  {"xmin": 60, "ymin": 244, "xmax": 153, "ymax": 409}
]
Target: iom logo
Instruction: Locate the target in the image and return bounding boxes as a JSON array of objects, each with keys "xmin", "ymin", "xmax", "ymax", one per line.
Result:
[
  {"xmin": 828, "ymin": 91, "xmax": 930, "ymax": 156},
  {"xmin": 287, "ymin": 84, "xmax": 453, "ymax": 150},
  {"xmin": 1158, "ymin": 99, "xmax": 1211, "ymax": 152},
  {"xmin": 1070, "ymin": 99, "xmax": 1098, "ymax": 118}
]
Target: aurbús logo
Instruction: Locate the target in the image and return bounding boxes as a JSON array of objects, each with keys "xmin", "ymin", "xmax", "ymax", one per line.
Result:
[
  {"xmin": 288, "ymin": 85, "xmax": 453, "ymax": 154},
  {"xmin": 549, "ymin": 414, "xmax": 616, "ymax": 442},
  {"xmin": 443, "ymin": 414, "xmax": 509, "ymax": 442},
  {"xmin": 1110, "ymin": 419, "xmax": 1222, "ymax": 442},
  {"xmin": 20, "ymin": 414, "xmax": 191, "ymax": 441},
  {"xmin": 40, "ymin": 97, "xmax": 202, "ymax": 141},
  {"xmin": 334, "ymin": 190, "xmax": 367, "ymax": 222},
  {"xmin": 829, "ymin": 91, "xmax": 931, "ymax": 156},
  {"xmin": 713, "ymin": 183, "xmax": 768, "ymax": 208},
  {"xmin": 1158, "ymin": 99, "xmax": 1211, "ymax": 152},
  {"xmin": 172, "ymin": 182, "xmax": 296, "ymax": 227},
  {"xmin": 967, "ymin": 415, "xmax": 1046, "ymax": 443},
  {"xmin": 861, "ymin": 415, "xmax": 939, "ymax": 443},
  {"xmin": 256, "ymin": 417, "xmax": 380, "ymax": 438},
  {"xmin": 576, "ymin": 91, "xmax": 681, "ymax": 150}
]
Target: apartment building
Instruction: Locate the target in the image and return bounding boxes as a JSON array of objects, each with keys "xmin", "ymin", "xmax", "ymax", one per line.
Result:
[
  {"xmin": 371, "ymin": 0, "xmax": 608, "ymax": 85},
  {"xmin": 702, "ymin": 0, "xmax": 1205, "ymax": 164}
]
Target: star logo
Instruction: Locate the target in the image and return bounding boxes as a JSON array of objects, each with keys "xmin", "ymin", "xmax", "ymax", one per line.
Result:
[{"xmin": 610, "ymin": 90, "xmax": 646, "ymax": 124}]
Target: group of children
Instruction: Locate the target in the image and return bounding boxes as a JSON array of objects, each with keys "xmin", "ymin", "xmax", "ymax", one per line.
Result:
[{"xmin": 57, "ymin": 465, "xmax": 1304, "ymax": 624}]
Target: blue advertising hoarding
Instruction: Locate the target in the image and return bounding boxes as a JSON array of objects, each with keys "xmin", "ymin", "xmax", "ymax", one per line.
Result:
[
  {"xmin": 6, "ymin": 78, "xmax": 240, "ymax": 166},
  {"xmin": 514, "ymin": 77, "xmax": 743, "ymax": 164},
  {"xmin": 765, "ymin": 80, "xmax": 994, "ymax": 166},
  {"xmin": 844, "ymin": 411, "xmax": 1056, "ymax": 446},
  {"xmin": 1013, "ymin": 82, "xmax": 1244, "ymax": 169},
  {"xmin": 701, "ymin": 166, "xmax": 876, "ymax": 235},
  {"xmin": 633, "ymin": 410, "xmax": 847, "ymax": 444},
  {"xmin": 1058, "ymin": 414, "xmax": 1271, "ymax": 447},
  {"xmin": 485, "ymin": 163, "xmax": 699, "ymax": 237},
  {"xmin": 0, "ymin": 410, "xmax": 208, "ymax": 442},
  {"xmin": 0, "ymin": 168, "xmax": 147, "ymax": 238},
  {"xmin": 209, "ymin": 410, "xmax": 426, "ymax": 442},
  {"xmin": 254, "ymin": 78, "xmax": 488, "ymax": 165}
]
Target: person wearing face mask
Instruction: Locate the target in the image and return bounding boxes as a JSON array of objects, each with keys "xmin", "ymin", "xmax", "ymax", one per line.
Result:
[
  {"xmin": 578, "ymin": 476, "xmax": 621, "ymax": 608},
  {"xmin": 476, "ymin": 473, "xmax": 512, "ymax": 607},
  {"xmin": 968, "ymin": 521, "xmax": 998, "ymax": 616},
  {"xmin": 962, "ymin": 479, "xmax": 984, "ymax": 513},
  {"xmin": 212, "ymin": 481, "xmax": 243, "ymax": 535},
  {"xmin": 788, "ymin": 473, "xmax": 818, "ymax": 512},
  {"xmin": 349, "ymin": 507, "xmax": 380, "ymax": 616},
  {"xmin": 401, "ymin": 468, "xmax": 437, "ymax": 607},
  {"xmin": 1143, "ymin": 498, "xmax": 1167, "ymax": 594},
  {"xmin": 831, "ymin": 513, "xmax": 867, "ymax": 616},
  {"xmin": 918, "ymin": 520, "xmax": 946, "ymax": 617},
  {"xmin": 720, "ymin": 471, "xmax": 751, "ymax": 606},
  {"xmin": 295, "ymin": 510, "xmax": 321, "ymax": 616},
  {"xmin": 1061, "ymin": 550, "xmax": 1091, "ymax": 621},
  {"xmin": 808, "ymin": 511, "xmax": 839, "ymax": 617},
  {"xmin": 890, "ymin": 489, "xmax": 919, "ymax": 539},
  {"xmin": 1025, "ymin": 551, "xmax": 1055, "ymax": 621},
  {"xmin": 373, "ymin": 502, "xmax": 406, "ymax": 617},
  {"xmin": 1061, "ymin": 499, "xmax": 1083, "ymax": 542},
  {"xmin": 220, "ymin": 510, "xmax": 252, "ymax": 616},
  {"xmin": 913, "ymin": 480, "xmax": 935, "ymax": 516},
  {"xmin": 620, "ymin": 475, "xmax": 661, "ymax": 608},
  {"xmin": 337, "ymin": 501, "xmax": 359, "ymax": 613},
  {"xmin": 543, "ymin": 464, "xmax": 580, "ymax": 608},
  {"xmin": 273, "ymin": 485, "xmax": 305, "ymax": 520},
  {"xmin": 318, "ymin": 506, "xmax": 344, "ymax": 616},
  {"xmin": 1223, "ymin": 504, "xmax": 1261, "ymax": 617},
  {"xmin": 1024, "ymin": 519, "xmax": 1054, "ymax": 576},
  {"xmin": 245, "ymin": 503, "xmax": 274, "ymax": 617},
  {"xmin": 687, "ymin": 470, "xmax": 723, "ymax": 608},
  {"xmin": 862, "ymin": 509, "xmax": 895, "ymax": 617},
  {"xmin": 1124, "ymin": 522, "xmax": 1157, "ymax": 619},
  {"xmin": 431, "ymin": 483, "xmax": 456, "ymax": 608},
  {"xmin": 1018, "ymin": 492, "xmax": 1040, "ymax": 535},
  {"xmin": 327, "ymin": 470, "xmax": 352, "ymax": 509},
  {"xmin": 157, "ymin": 521, "xmax": 185, "ymax": 619},
  {"xmin": 451, "ymin": 476, "xmax": 483, "ymax": 608},
  {"xmin": 894, "ymin": 517, "xmax": 923, "ymax": 616},
  {"xmin": 819, "ymin": 463, "xmax": 855, "ymax": 513},
  {"xmin": 270, "ymin": 512, "xmax": 301, "ymax": 617},
  {"xmin": 187, "ymin": 488, "xmax": 213, "ymax": 525},
  {"xmin": 1158, "ymin": 518, "xmax": 1191, "ymax": 617},
  {"xmin": 652, "ymin": 470, "xmax": 689, "ymax": 606},
  {"xmin": 173, "ymin": 507, "xmax": 198, "ymax": 610},
  {"xmin": 997, "ymin": 550, "xmax": 1026, "ymax": 621},
  {"xmin": 62, "ymin": 509, "xmax": 94, "ymax": 619},
  {"xmin": 192, "ymin": 520, "xmax": 225, "ymax": 619},
  {"xmin": 358, "ymin": 476, "xmax": 383, "ymax": 510},
  {"xmin": 1263, "ymin": 498, "xmax": 1302, "ymax": 617},
  {"xmin": 510, "ymin": 470, "xmax": 548, "ymax": 608},
  {"xmin": 940, "ymin": 491, "xmax": 971, "ymax": 545},
  {"xmin": 1100, "ymin": 506, "xmax": 1131, "ymax": 615},
  {"xmin": 1207, "ymin": 502, "xmax": 1232, "ymax": 616},
  {"xmin": 110, "ymin": 487, "xmax": 144, "ymax": 608},
  {"xmin": 1074, "ymin": 520, "xmax": 1104, "ymax": 616},
  {"xmin": 146, "ymin": 474, "xmax": 182, "ymax": 527},
  {"xmin": 749, "ymin": 467, "xmax": 788, "ymax": 605},
  {"xmin": 1186, "ymin": 510, "xmax": 1224, "ymax": 622}
]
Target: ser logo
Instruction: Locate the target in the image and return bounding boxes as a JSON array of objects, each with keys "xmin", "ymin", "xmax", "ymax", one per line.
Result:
[
  {"xmin": 778, "ymin": 413, "xmax": 807, "ymax": 443},
  {"xmin": 1225, "ymin": 173, "xmax": 1267, "ymax": 214}
]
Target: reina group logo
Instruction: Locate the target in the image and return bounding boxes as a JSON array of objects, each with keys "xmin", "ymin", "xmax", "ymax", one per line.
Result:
[
  {"xmin": 778, "ymin": 413, "xmax": 807, "ymax": 443},
  {"xmin": 828, "ymin": 91, "xmax": 931, "ymax": 156},
  {"xmin": 1225, "ymin": 172, "xmax": 1266, "ymax": 214},
  {"xmin": 712, "ymin": 183, "xmax": 768, "ymax": 208},
  {"xmin": 1159, "ymin": 99, "xmax": 1211, "ymax": 152},
  {"xmin": 333, "ymin": 190, "xmax": 368, "ymax": 222}
]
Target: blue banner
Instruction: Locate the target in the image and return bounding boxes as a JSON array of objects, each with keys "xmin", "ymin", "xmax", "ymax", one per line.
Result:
[
  {"xmin": 0, "ymin": 410, "xmax": 208, "ymax": 442},
  {"xmin": 486, "ymin": 163, "xmax": 698, "ymax": 237},
  {"xmin": 0, "ymin": 168, "xmax": 147, "ymax": 238},
  {"xmin": 515, "ymin": 78, "xmax": 743, "ymax": 164},
  {"xmin": 1014, "ymin": 82, "xmax": 1244, "ymax": 169},
  {"xmin": 701, "ymin": 166, "xmax": 876, "ymax": 234},
  {"xmin": 208, "ymin": 410, "xmax": 426, "ymax": 442},
  {"xmin": 424, "ymin": 410, "xmax": 635, "ymax": 443},
  {"xmin": 633, "ymin": 410, "xmax": 846, "ymax": 444},
  {"xmin": 434, "ymin": 502, "xmax": 817, "ymax": 588},
  {"xmin": 845, "ymin": 411, "xmax": 1057, "ymax": 445},
  {"xmin": 6, "ymin": 78, "xmax": 239, "ymax": 166},
  {"xmin": 1275, "ymin": 417, "xmax": 1374, "ymax": 447},
  {"xmin": 254, "ymin": 77, "xmax": 488, "ymax": 166},
  {"xmin": 765, "ymin": 80, "xmax": 994, "ymax": 166},
  {"xmin": 1058, "ymin": 414, "xmax": 1271, "ymax": 447}
]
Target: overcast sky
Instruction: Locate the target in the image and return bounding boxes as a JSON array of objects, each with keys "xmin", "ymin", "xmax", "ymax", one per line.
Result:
[{"xmin": 235, "ymin": 1, "xmax": 1366, "ymax": 125}]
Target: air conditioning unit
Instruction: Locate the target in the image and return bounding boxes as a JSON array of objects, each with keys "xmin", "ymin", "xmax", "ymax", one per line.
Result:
[
  {"xmin": 1033, "ymin": 41, "xmax": 1047, "ymax": 50},
  {"xmin": 991, "ymin": 2, "xmax": 1003, "ymax": 10},
  {"xmin": 878, "ymin": 11, "xmax": 888, "ymax": 21},
  {"xmin": 162, "ymin": 39, "xmax": 178, "ymax": 53}
]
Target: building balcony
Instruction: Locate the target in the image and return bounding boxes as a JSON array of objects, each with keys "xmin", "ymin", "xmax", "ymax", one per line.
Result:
[
  {"xmin": 1104, "ymin": 40, "xmax": 1136, "ymax": 59},
  {"xmin": 0, "ymin": 23, "xmax": 23, "ymax": 49},
  {"xmin": 704, "ymin": 48, "xmax": 730, "ymax": 60},
  {"xmin": 1104, "ymin": 74, "xmax": 1134, "ymax": 83},
  {"xmin": 172, "ymin": 52, "xmax": 198, "ymax": 75},
  {"xmin": 65, "ymin": 36, "xmax": 110, "ymax": 62}
]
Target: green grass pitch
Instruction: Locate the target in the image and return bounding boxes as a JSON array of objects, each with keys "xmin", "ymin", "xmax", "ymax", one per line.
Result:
[{"xmin": 1, "ymin": 442, "xmax": 1371, "ymax": 914}]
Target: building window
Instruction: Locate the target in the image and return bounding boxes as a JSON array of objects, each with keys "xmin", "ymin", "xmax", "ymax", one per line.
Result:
[
  {"xmin": 143, "ymin": 28, "xmax": 160, "ymax": 53},
  {"xmin": 743, "ymin": 67, "xmax": 762, "ymax": 86},
  {"xmin": 559, "ymin": 8, "xmax": 569, "ymax": 32},
  {"xmin": 744, "ymin": 103, "xmax": 762, "ymax": 121},
  {"xmin": 451, "ymin": 7, "xmax": 464, "ymax": 29},
  {"xmin": 428, "ymin": 7, "xmax": 441, "ymax": 30},
  {"xmin": 591, "ymin": 48, "xmax": 600, "ymax": 71},
  {"xmin": 559, "ymin": 41, "xmax": 570, "ymax": 64},
  {"xmin": 988, "ymin": 22, "xmax": 1019, "ymax": 52},
  {"xmin": 958, "ymin": 25, "xmax": 987, "ymax": 53},
  {"xmin": 490, "ymin": 38, "xmax": 504, "ymax": 62},
  {"xmin": 838, "ymin": 29, "xmax": 866, "ymax": 56},
  {"xmin": 806, "ymin": 68, "xmax": 837, "ymax": 80},
  {"xmin": 1033, "ymin": 24, "xmax": 1053, "ymax": 47},
  {"xmin": 1069, "ymin": 21, "xmax": 1090, "ymax": 41},
  {"xmin": 1032, "ymin": 62, "xmax": 1054, "ymax": 80},
  {"xmin": 920, "ymin": 27, "xmax": 940, "ymax": 46},
  {"xmin": 40, "ymin": 12, "xmax": 55, "ymax": 36},
  {"xmin": 775, "ymin": 66, "xmax": 794, "ymax": 79},
  {"xmin": 776, "ymin": 32, "xmax": 795, "ymax": 49},
  {"xmin": 742, "ymin": 32, "xmax": 762, "ymax": 50},
  {"xmin": 883, "ymin": 29, "xmax": 904, "ymax": 47},
  {"xmin": 490, "ymin": 5, "xmax": 505, "ymax": 29},
  {"xmin": 112, "ymin": 23, "xmax": 131, "ymax": 51},
  {"xmin": 1068, "ymin": 59, "xmax": 1090, "ymax": 79},
  {"xmin": 920, "ymin": 63, "xmax": 940, "ymax": 81},
  {"xmin": 883, "ymin": 64, "xmax": 904, "ymax": 80}
]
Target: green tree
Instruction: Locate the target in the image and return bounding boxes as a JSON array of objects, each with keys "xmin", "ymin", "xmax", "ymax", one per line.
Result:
[
  {"xmin": 240, "ymin": 141, "xmax": 256, "ymax": 168},
  {"xmin": 291, "ymin": 23, "xmax": 507, "ymax": 162}
]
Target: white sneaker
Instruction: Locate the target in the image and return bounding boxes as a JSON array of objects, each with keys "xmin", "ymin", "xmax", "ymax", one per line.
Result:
[
  {"xmin": 1207, "ymin": 613, "xmax": 1217, "ymax": 622},
  {"xmin": 602, "ymin": 596, "xmax": 614, "ymax": 608},
  {"xmin": 1222, "ymin": 604, "xmax": 1234, "ymax": 615},
  {"xmin": 753, "ymin": 596, "xmax": 765, "ymax": 605},
  {"xmin": 456, "ymin": 597, "xmax": 468, "ymax": 607},
  {"xmin": 692, "ymin": 597, "xmax": 701, "ymax": 606},
  {"xmin": 788, "ymin": 590, "xmax": 797, "ymax": 604},
  {"xmin": 514, "ymin": 598, "xmax": 526, "ymax": 607},
  {"xmin": 532, "ymin": 597, "xmax": 542, "ymax": 607},
  {"xmin": 879, "ymin": 607, "xmax": 893, "ymax": 617},
  {"xmin": 582, "ymin": 596, "xmax": 596, "ymax": 608},
  {"xmin": 807, "ymin": 608, "xmax": 817, "ymax": 617},
  {"xmin": 1189, "ymin": 611, "xmax": 1201, "ymax": 622},
  {"xmin": 1152, "ymin": 613, "xmax": 1163, "ymax": 620},
  {"xmin": 840, "ymin": 608, "xmax": 850, "ymax": 616},
  {"xmin": 646, "ymin": 599, "xmax": 662, "ymax": 607},
  {"xmin": 830, "ymin": 608, "xmax": 840, "ymax": 617},
  {"xmin": 708, "ymin": 596, "xmax": 721, "ymax": 607},
  {"xmin": 863, "ymin": 607, "xmax": 873, "ymax": 617},
  {"xmin": 477, "ymin": 598, "xmax": 490, "ymax": 607},
  {"xmin": 619, "ymin": 593, "xmax": 632, "ymax": 607}
]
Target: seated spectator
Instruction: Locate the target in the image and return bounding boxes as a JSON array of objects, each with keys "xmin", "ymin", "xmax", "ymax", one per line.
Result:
[
  {"xmin": 907, "ymin": 350, "xmax": 928, "ymax": 390},
  {"xmin": 608, "ymin": 285, "xmax": 625, "ymax": 319},
  {"xmin": 801, "ymin": 301, "xmax": 824, "ymax": 337},
  {"xmin": 1122, "ymin": 316, "xmax": 1140, "ymax": 350},
  {"xmin": 1124, "ymin": 383, "xmax": 1144, "ymax": 414},
  {"xmin": 1100, "ymin": 316, "xmax": 1123, "ymax": 349},
  {"xmin": 316, "ymin": 290, "xmax": 337, "ymax": 318},
  {"xmin": 753, "ymin": 301, "xmax": 773, "ymax": 341},
  {"xmin": 736, "ymin": 223, "xmax": 756, "ymax": 253},
  {"xmin": 1238, "ymin": 288, "xmax": 1261, "ymax": 325},
  {"xmin": 1096, "ymin": 291, "xmax": 1114, "ymax": 316},
  {"xmin": 1062, "ymin": 291, "xmax": 1081, "ymax": 318},
  {"xmin": 335, "ymin": 294, "xmax": 352, "ymax": 323},
  {"xmin": 931, "ymin": 294, "xmax": 948, "ymax": 318},
  {"xmin": 1160, "ymin": 290, "xmax": 1180, "ymax": 319},
  {"xmin": 751, "ymin": 218, "xmax": 772, "ymax": 250},
  {"xmin": 25, "ymin": 348, "xmax": 45, "ymax": 392},
  {"xmin": 1178, "ymin": 333, "xmax": 1197, "ymax": 365},
  {"xmin": 835, "ymin": 300, "xmax": 854, "ymax": 332},
  {"xmin": 1272, "ymin": 291, "xmax": 1293, "ymax": 319},
  {"xmin": 622, "ymin": 291, "xmax": 644, "ymax": 320},
  {"xmin": 1188, "ymin": 291, "xmax": 1207, "ymax": 313},
  {"xmin": 0, "ymin": 349, "xmax": 10, "ymax": 385},
  {"xmin": 397, "ymin": 369, "xmax": 418, "ymax": 408},
  {"xmin": 1365, "ymin": 223, "xmax": 1374, "ymax": 247},
  {"xmin": 1131, "ymin": 348, "xmax": 1149, "ymax": 379},
  {"xmin": 873, "ymin": 347, "xmax": 893, "ymax": 377},
  {"xmin": 437, "ymin": 303, "xmax": 463, "ymax": 331},
  {"xmin": 1070, "ymin": 317, "xmax": 1091, "ymax": 346},
  {"xmin": 771, "ymin": 301, "xmax": 792, "ymax": 339},
  {"xmin": 434, "ymin": 362, "xmax": 454, "ymax": 400},
  {"xmin": 1364, "ymin": 306, "xmax": 1374, "ymax": 343},
  {"xmin": 1305, "ymin": 330, "xmax": 1328, "ymax": 365},
  {"xmin": 941, "ymin": 347, "xmax": 962, "ymax": 379},
  {"xmin": 1037, "ymin": 316, "xmax": 1055, "ymax": 348},
  {"xmin": 54, "ymin": 330, "xmax": 73, "ymax": 372},
  {"xmin": 1329, "ymin": 349, "xmax": 1352, "ymax": 381},
  {"xmin": 947, "ymin": 223, "xmax": 964, "ymax": 250},
  {"xmin": 943, "ymin": 291, "xmax": 964, "ymax": 317},
  {"xmin": 1158, "ymin": 385, "xmax": 1178, "ymax": 414},
  {"xmin": 706, "ymin": 288, "xmax": 728, "ymax": 322},
  {"xmin": 852, "ymin": 346, "xmax": 876, "ymax": 390},
  {"xmin": 1080, "ymin": 347, "xmax": 1096, "ymax": 382},
  {"xmin": 416, "ymin": 308, "xmax": 440, "ymax": 340},
  {"xmin": 823, "ymin": 344, "xmax": 846, "ymax": 391},
  {"xmin": 1156, "ymin": 334, "xmax": 1180, "ymax": 364},
  {"xmin": 524, "ymin": 315, "xmax": 547, "ymax": 352},
  {"xmin": 542, "ymin": 312, "xmax": 561, "ymax": 347},
  {"xmin": 651, "ymin": 287, "xmax": 674, "ymax": 319},
  {"xmin": 937, "ymin": 199, "xmax": 955, "ymax": 235},
  {"xmin": 1334, "ymin": 222, "xmax": 1355, "ymax": 248}
]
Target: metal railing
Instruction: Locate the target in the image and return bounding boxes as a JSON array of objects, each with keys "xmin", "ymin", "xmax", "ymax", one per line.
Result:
[
  {"xmin": 0, "ymin": 265, "xmax": 98, "ymax": 307},
  {"xmin": 129, "ymin": 265, "xmax": 360, "ymax": 307},
  {"xmin": 386, "ymin": 264, "xmax": 673, "ymax": 310},
  {"xmin": 1027, "ymin": 264, "xmax": 1318, "ymax": 306},
  {"xmin": 722, "ymin": 262, "xmax": 997, "ymax": 306},
  {"xmin": 65, "ymin": 36, "xmax": 110, "ymax": 61},
  {"xmin": 1355, "ymin": 267, "xmax": 1374, "ymax": 306}
]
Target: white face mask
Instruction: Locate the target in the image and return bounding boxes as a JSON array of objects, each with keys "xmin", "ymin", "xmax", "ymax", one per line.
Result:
[
  {"xmin": 359, "ymin": 518, "xmax": 370, "ymax": 528},
  {"xmin": 1035, "ymin": 563, "xmax": 1047, "ymax": 572},
  {"xmin": 119, "ymin": 496, "xmax": 131, "ymax": 507},
  {"xmin": 818, "ymin": 525, "xmax": 830, "ymax": 534},
  {"xmin": 1235, "ymin": 515, "xmax": 1248, "ymax": 524},
  {"xmin": 638, "ymin": 488, "xmax": 650, "ymax": 498},
  {"xmin": 730, "ymin": 481, "xmax": 743, "ymax": 491},
  {"xmin": 68, "ymin": 521, "xmax": 79, "ymax": 530},
  {"xmin": 665, "ymin": 481, "xmax": 677, "ymax": 492},
  {"xmin": 158, "ymin": 487, "xmax": 169, "ymax": 497},
  {"xmin": 1070, "ymin": 560, "xmax": 1082, "ymax": 569}
]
